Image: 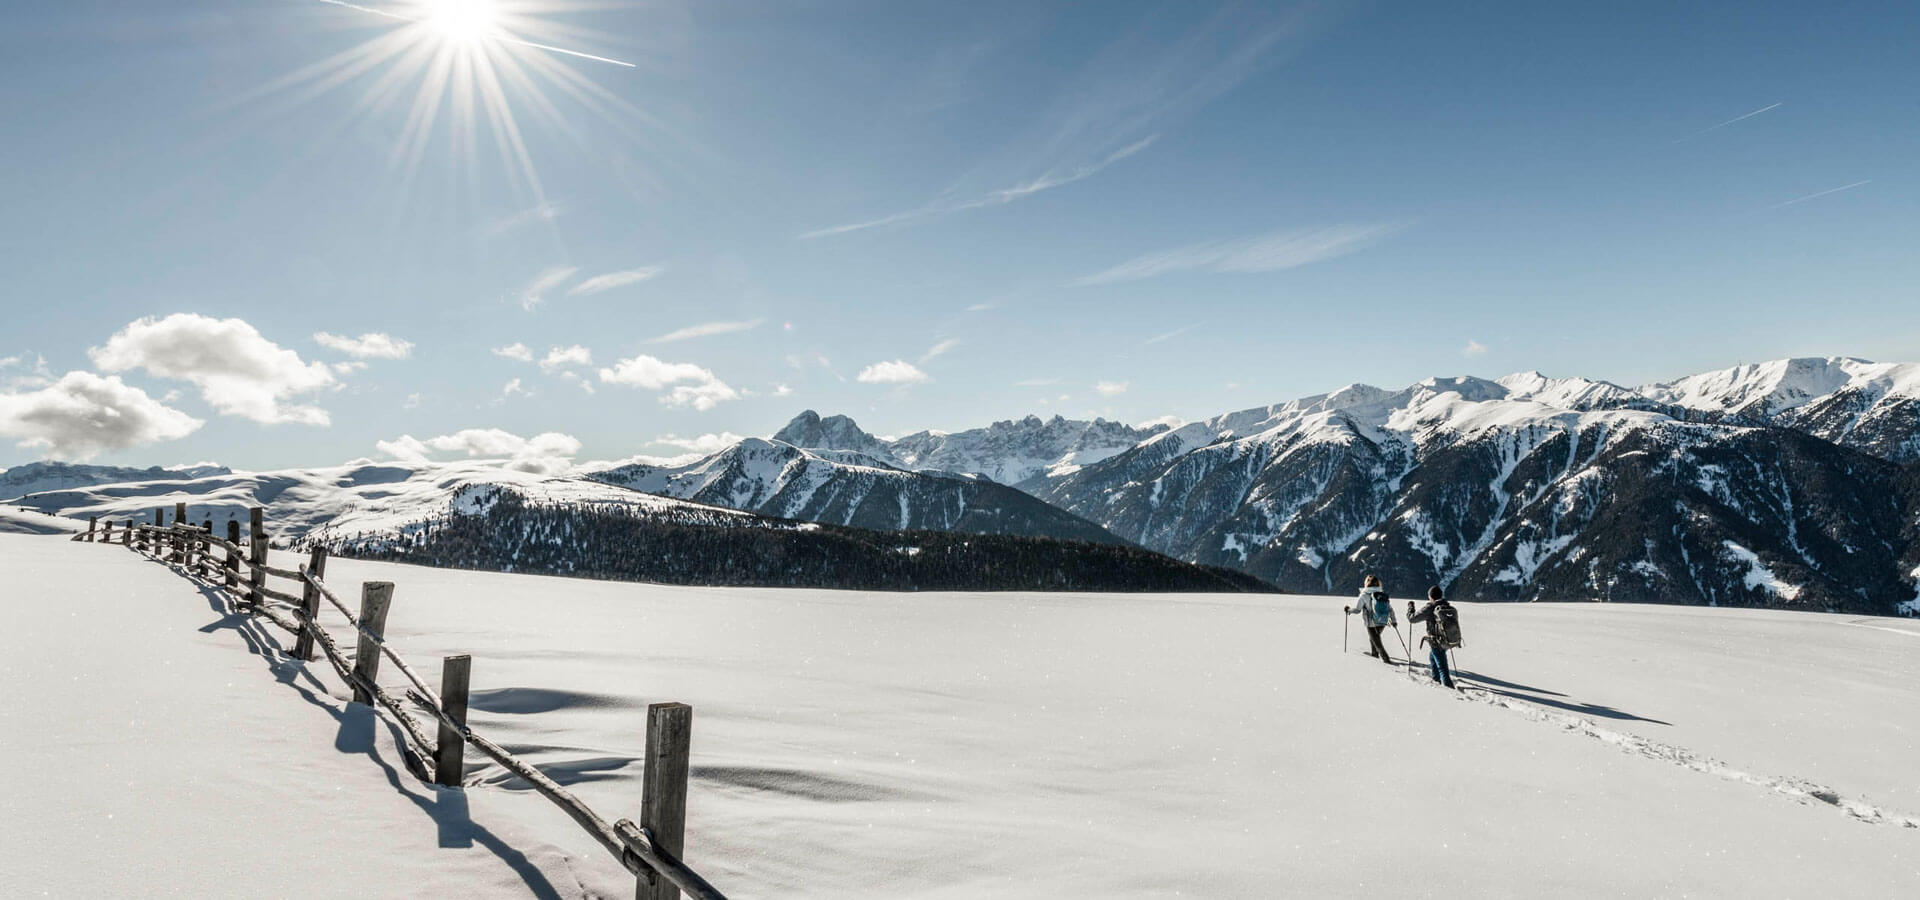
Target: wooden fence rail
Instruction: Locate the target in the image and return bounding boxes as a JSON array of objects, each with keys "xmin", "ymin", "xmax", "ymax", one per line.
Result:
[{"xmin": 77, "ymin": 508, "xmax": 729, "ymax": 900}]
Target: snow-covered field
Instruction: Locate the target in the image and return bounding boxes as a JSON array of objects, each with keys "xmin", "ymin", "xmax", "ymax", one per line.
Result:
[{"xmin": 3, "ymin": 532, "xmax": 1916, "ymax": 898}]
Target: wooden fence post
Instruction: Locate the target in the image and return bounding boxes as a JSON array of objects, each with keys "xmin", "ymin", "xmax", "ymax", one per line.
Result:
[
  {"xmin": 247, "ymin": 507, "xmax": 267, "ymax": 610},
  {"xmin": 434, "ymin": 655, "xmax": 472, "ymax": 787},
  {"xmin": 173, "ymin": 502, "xmax": 187, "ymax": 563},
  {"xmin": 225, "ymin": 520, "xmax": 241, "ymax": 590},
  {"xmin": 292, "ymin": 546, "xmax": 328, "ymax": 661},
  {"xmin": 122, "ymin": 521, "xmax": 133, "ymax": 546},
  {"xmin": 195, "ymin": 519, "xmax": 210, "ymax": 577},
  {"xmin": 351, "ymin": 582, "xmax": 395, "ymax": 705},
  {"xmin": 86, "ymin": 516, "xmax": 97, "ymax": 542},
  {"xmin": 639, "ymin": 702, "xmax": 694, "ymax": 900},
  {"xmin": 149, "ymin": 509, "xmax": 162, "ymax": 553},
  {"xmin": 100, "ymin": 519, "xmax": 111, "ymax": 543}
]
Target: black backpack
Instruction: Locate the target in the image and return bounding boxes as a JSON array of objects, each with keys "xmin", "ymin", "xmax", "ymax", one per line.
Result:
[{"xmin": 1432, "ymin": 603, "xmax": 1462, "ymax": 649}]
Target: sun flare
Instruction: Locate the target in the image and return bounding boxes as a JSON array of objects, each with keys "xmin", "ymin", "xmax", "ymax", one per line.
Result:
[
  {"xmin": 422, "ymin": 0, "xmax": 497, "ymax": 45},
  {"xmin": 280, "ymin": 0, "xmax": 642, "ymax": 209}
]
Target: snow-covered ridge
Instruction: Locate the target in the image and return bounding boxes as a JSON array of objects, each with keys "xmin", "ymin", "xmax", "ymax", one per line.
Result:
[
  {"xmin": 772, "ymin": 410, "xmax": 1169, "ymax": 487},
  {"xmin": 9, "ymin": 459, "xmax": 755, "ymax": 546}
]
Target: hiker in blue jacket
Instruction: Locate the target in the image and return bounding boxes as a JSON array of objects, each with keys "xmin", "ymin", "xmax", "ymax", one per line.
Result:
[
  {"xmin": 1408, "ymin": 586, "xmax": 1458, "ymax": 688},
  {"xmin": 1345, "ymin": 574, "xmax": 1397, "ymax": 665}
]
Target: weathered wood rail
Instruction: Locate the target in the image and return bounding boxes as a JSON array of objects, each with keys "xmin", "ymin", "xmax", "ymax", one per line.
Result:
[{"xmin": 74, "ymin": 509, "xmax": 729, "ymax": 900}]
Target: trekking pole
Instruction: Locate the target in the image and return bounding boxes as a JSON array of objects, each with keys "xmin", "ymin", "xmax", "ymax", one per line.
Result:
[
  {"xmin": 1342, "ymin": 606, "xmax": 1350, "ymax": 654},
  {"xmin": 1390, "ymin": 622, "xmax": 1411, "ymax": 665}
]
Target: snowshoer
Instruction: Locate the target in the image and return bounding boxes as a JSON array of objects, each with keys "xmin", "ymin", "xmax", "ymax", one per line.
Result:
[
  {"xmin": 1345, "ymin": 575, "xmax": 1396, "ymax": 665},
  {"xmin": 1408, "ymin": 586, "xmax": 1459, "ymax": 688}
]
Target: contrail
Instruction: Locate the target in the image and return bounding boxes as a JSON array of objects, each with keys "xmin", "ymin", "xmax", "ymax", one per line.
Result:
[
  {"xmin": 1771, "ymin": 179, "xmax": 1871, "ymax": 208},
  {"xmin": 1675, "ymin": 101, "xmax": 1782, "ymax": 142},
  {"xmin": 315, "ymin": 0, "xmax": 636, "ymax": 68}
]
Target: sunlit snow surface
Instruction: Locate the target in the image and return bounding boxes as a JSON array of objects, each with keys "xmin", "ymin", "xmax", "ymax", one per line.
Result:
[
  {"xmin": 4, "ymin": 459, "xmax": 754, "ymax": 545},
  {"xmin": 4, "ymin": 533, "xmax": 1918, "ymax": 898}
]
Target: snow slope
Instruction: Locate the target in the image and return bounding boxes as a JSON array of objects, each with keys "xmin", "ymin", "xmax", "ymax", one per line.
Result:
[
  {"xmin": 9, "ymin": 459, "xmax": 756, "ymax": 546},
  {"xmin": 7, "ymin": 532, "xmax": 1916, "ymax": 897},
  {"xmin": 0, "ymin": 504, "xmax": 80, "ymax": 534}
]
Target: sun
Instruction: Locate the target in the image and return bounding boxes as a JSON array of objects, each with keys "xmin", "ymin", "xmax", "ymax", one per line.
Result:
[{"xmin": 422, "ymin": 0, "xmax": 497, "ymax": 45}]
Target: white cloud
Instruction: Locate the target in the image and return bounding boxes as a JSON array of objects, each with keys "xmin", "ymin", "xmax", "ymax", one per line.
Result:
[
  {"xmin": 1094, "ymin": 380, "xmax": 1129, "ymax": 396},
  {"xmin": 568, "ymin": 266, "xmax": 664, "ymax": 296},
  {"xmin": 1074, "ymin": 224, "xmax": 1403, "ymax": 286},
  {"xmin": 599, "ymin": 355, "xmax": 740, "ymax": 410},
  {"xmin": 647, "ymin": 319, "xmax": 764, "ymax": 344},
  {"xmin": 375, "ymin": 428, "xmax": 582, "ymax": 475},
  {"xmin": 313, "ymin": 331, "xmax": 414, "ymax": 360},
  {"xmin": 1136, "ymin": 414, "xmax": 1185, "ymax": 429},
  {"xmin": 1462, "ymin": 340, "xmax": 1488, "ymax": 358},
  {"xmin": 493, "ymin": 343, "xmax": 534, "ymax": 362},
  {"xmin": 520, "ymin": 266, "xmax": 579, "ymax": 310},
  {"xmin": 90, "ymin": 313, "xmax": 336, "ymax": 425},
  {"xmin": 652, "ymin": 432, "xmax": 745, "ymax": 454},
  {"xmin": 920, "ymin": 339, "xmax": 961, "ymax": 364},
  {"xmin": 330, "ymin": 361, "xmax": 368, "ymax": 376},
  {"xmin": 856, "ymin": 360, "xmax": 930, "ymax": 385},
  {"xmin": 0, "ymin": 371, "xmax": 203, "ymax": 460},
  {"xmin": 539, "ymin": 345, "xmax": 593, "ymax": 372},
  {"xmin": 772, "ymin": 383, "xmax": 793, "ymax": 397},
  {"xmin": 403, "ymin": 393, "xmax": 423, "ymax": 409},
  {"xmin": 501, "ymin": 378, "xmax": 528, "ymax": 398}
]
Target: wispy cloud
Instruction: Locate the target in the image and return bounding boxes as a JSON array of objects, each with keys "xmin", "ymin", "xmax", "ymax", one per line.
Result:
[
  {"xmin": 1094, "ymin": 380, "xmax": 1129, "ymax": 396},
  {"xmin": 1144, "ymin": 323, "xmax": 1200, "ymax": 345},
  {"xmin": 798, "ymin": 137, "xmax": 1162, "ymax": 239},
  {"xmin": 520, "ymin": 266, "xmax": 579, "ymax": 310},
  {"xmin": 919, "ymin": 339, "xmax": 961, "ymax": 364},
  {"xmin": 493, "ymin": 343, "xmax": 533, "ymax": 362},
  {"xmin": 484, "ymin": 201, "xmax": 562, "ymax": 238},
  {"xmin": 1771, "ymin": 179, "xmax": 1871, "ymax": 209},
  {"xmin": 647, "ymin": 318, "xmax": 765, "ymax": 344},
  {"xmin": 1462, "ymin": 340, "xmax": 1488, "ymax": 358},
  {"xmin": 1015, "ymin": 377, "xmax": 1061, "ymax": 387},
  {"xmin": 1076, "ymin": 223, "xmax": 1403, "ymax": 286},
  {"xmin": 802, "ymin": 3, "xmax": 1323, "ymax": 240},
  {"xmin": 1676, "ymin": 102, "xmax": 1782, "ymax": 142},
  {"xmin": 314, "ymin": 331, "xmax": 413, "ymax": 359},
  {"xmin": 569, "ymin": 266, "xmax": 664, "ymax": 296}
]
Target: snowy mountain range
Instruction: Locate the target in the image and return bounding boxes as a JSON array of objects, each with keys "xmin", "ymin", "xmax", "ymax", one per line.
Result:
[
  {"xmin": 767, "ymin": 357, "xmax": 1920, "ymax": 615},
  {"xmin": 587, "ymin": 437, "xmax": 1124, "ymax": 544},
  {"xmin": 5, "ymin": 356, "xmax": 1917, "ymax": 613},
  {"xmin": 0, "ymin": 460, "xmax": 231, "ymax": 500},
  {"xmin": 773, "ymin": 410, "xmax": 1168, "ymax": 487}
]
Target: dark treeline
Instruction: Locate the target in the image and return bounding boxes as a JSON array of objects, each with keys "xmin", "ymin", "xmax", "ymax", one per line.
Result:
[{"xmin": 326, "ymin": 491, "xmax": 1276, "ymax": 593}]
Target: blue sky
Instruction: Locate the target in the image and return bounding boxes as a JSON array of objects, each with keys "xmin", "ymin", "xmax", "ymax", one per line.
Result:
[{"xmin": 2, "ymin": 0, "xmax": 1916, "ymax": 470}]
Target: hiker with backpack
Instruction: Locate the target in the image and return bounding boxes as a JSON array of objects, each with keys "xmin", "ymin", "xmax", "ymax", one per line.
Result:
[
  {"xmin": 1408, "ymin": 586, "xmax": 1460, "ymax": 688},
  {"xmin": 1344, "ymin": 575, "xmax": 1397, "ymax": 665}
]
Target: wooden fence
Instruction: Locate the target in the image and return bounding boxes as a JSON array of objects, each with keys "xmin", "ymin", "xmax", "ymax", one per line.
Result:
[{"xmin": 74, "ymin": 509, "xmax": 729, "ymax": 900}]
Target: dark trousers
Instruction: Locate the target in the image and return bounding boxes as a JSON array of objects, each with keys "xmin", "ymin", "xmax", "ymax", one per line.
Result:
[
  {"xmin": 1428, "ymin": 645, "xmax": 1455, "ymax": 687},
  {"xmin": 1366, "ymin": 626, "xmax": 1391, "ymax": 662}
]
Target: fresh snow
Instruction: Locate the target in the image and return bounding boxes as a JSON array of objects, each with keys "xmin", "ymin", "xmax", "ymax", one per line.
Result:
[
  {"xmin": 1640, "ymin": 356, "xmax": 1920, "ymax": 418},
  {"xmin": 1721, "ymin": 539, "xmax": 1804, "ymax": 601},
  {"xmin": 7, "ymin": 532, "xmax": 1919, "ymax": 897},
  {"xmin": 7, "ymin": 459, "xmax": 753, "ymax": 546},
  {"xmin": 0, "ymin": 504, "xmax": 81, "ymax": 535}
]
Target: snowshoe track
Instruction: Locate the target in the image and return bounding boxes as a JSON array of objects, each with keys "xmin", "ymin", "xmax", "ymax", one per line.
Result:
[{"xmin": 1444, "ymin": 672, "xmax": 1920, "ymax": 829}]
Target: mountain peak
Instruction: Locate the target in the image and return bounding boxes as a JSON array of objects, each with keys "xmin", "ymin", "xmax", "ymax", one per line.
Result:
[{"xmin": 772, "ymin": 410, "xmax": 889, "ymax": 455}]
